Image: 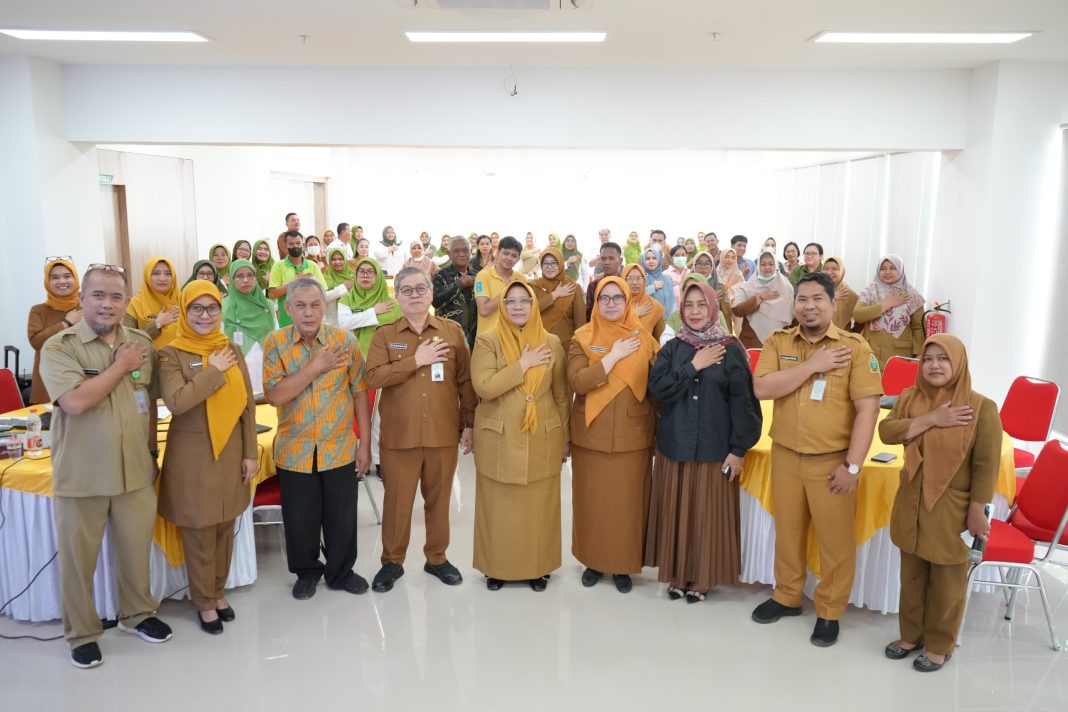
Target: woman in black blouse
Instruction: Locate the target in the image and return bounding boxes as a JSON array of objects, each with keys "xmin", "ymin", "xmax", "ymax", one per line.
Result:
[{"xmin": 644, "ymin": 280, "xmax": 762, "ymax": 603}]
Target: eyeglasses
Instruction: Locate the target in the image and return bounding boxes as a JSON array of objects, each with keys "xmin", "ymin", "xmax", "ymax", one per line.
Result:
[
  {"xmin": 356, "ymin": 268, "xmax": 378, "ymax": 277},
  {"xmin": 503, "ymin": 298, "xmax": 533, "ymax": 308},
  {"xmin": 46, "ymin": 255, "xmax": 73, "ymax": 263},
  {"xmin": 233, "ymin": 271, "xmax": 256, "ymax": 281},
  {"xmin": 187, "ymin": 304, "xmax": 222, "ymax": 317},
  {"xmin": 541, "ymin": 259, "xmax": 559, "ymax": 268},
  {"xmin": 87, "ymin": 263, "xmax": 125, "ymax": 273},
  {"xmin": 597, "ymin": 294, "xmax": 626, "ymax": 305},
  {"xmin": 398, "ymin": 285, "xmax": 429, "ymax": 297}
]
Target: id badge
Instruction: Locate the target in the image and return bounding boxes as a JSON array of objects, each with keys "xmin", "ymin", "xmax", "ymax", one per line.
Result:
[
  {"xmin": 810, "ymin": 375, "xmax": 826, "ymax": 402},
  {"xmin": 233, "ymin": 330, "xmax": 244, "ymax": 347},
  {"xmin": 133, "ymin": 389, "xmax": 150, "ymax": 414},
  {"xmin": 431, "ymin": 362, "xmax": 445, "ymax": 382}
]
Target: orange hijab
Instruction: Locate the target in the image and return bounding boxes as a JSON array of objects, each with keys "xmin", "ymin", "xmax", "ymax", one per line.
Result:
[
  {"xmin": 573, "ymin": 276, "xmax": 659, "ymax": 426},
  {"xmin": 167, "ymin": 280, "xmax": 249, "ymax": 460},
  {"xmin": 127, "ymin": 257, "xmax": 182, "ymax": 348},
  {"xmin": 528, "ymin": 247, "xmax": 580, "ymax": 330},
  {"xmin": 493, "ymin": 281, "xmax": 550, "ymax": 433},
  {"xmin": 43, "ymin": 259, "xmax": 80, "ymax": 312},
  {"xmin": 621, "ymin": 263, "xmax": 665, "ymax": 335},
  {"xmin": 896, "ymin": 333, "xmax": 984, "ymax": 511}
]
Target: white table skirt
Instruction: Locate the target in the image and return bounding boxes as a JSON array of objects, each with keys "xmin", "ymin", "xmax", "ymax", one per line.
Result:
[
  {"xmin": 738, "ymin": 490, "xmax": 1011, "ymax": 615},
  {"xmin": 0, "ymin": 488, "xmax": 257, "ymax": 623}
]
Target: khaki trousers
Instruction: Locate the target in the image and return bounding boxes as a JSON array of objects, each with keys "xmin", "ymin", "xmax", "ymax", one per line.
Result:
[
  {"xmin": 180, "ymin": 521, "xmax": 235, "ymax": 612},
  {"xmin": 380, "ymin": 446, "xmax": 457, "ymax": 566},
  {"xmin": 899, "ymin": 551, "xmax": 970, "ymax": 655},
  {"xmin": 769, "ymin": 443, "xmax": 857, "ymax": 619},
  {"xmin": 53, "ymin": 485, "xmax": 159, "ymax": 649}
]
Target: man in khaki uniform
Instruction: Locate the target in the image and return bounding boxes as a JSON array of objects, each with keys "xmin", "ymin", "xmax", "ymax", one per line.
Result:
[
  {"xmin": 364, "ymin": 267, "xmax": 477, "ymax": 592},
  {"xmin": 749, "ymin": 271, "xmax": 882, "ymax": 647},
  {"xmin": 39, "ymin": 266, "xmax": 173, "ymax": 669}
]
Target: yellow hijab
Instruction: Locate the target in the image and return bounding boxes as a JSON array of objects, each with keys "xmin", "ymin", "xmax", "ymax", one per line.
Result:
[
  {"xmin": 43, "ymin": 259, "xmax": 80, "ymax": 312},
  {"xmin": 167, "ymin": 280, "xmax": 248, "ymax": 460},
  {"xmin": 127, "ymin": 257, "xmax": 182, "ymax": 348},
  {"xmin": 493, "ymin": 281, "xmax": 549, "ymax": 433},
  {"xmin": 573, "ymin": 276, "xmax": 659, "ymax": 427}
]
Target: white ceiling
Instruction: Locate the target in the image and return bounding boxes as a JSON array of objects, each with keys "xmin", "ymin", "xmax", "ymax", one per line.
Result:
[{"xmin": 1, "ymin": 0, "xmax": 1066, "ymax": 69}]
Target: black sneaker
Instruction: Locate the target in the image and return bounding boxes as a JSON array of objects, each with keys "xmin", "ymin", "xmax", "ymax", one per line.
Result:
[
  {"xmin": 613, "ymin": 574, "xmax": 633, "ymax": 594},
  {"xmin": 372, "ymin": 562, "xmax": 405, "ymax": 592},
  {"xmin": 292, "ymin": 577, "xmax": 318, "ymax": 600},
  {"xmin": 810, "ymin": 617, "xmax": 840, "ymax": 647},
  {"xmin": 751, "ymin": 598, "xmax": 803, "ymax": 624},
  {"xmin": 328, "ymin": 572, "xmax": 369, "ymax": 594},
  {"xmin": 423, "ymin": 560, "xmax": 463, "ymax": 586},
  {"xmin": 118, "ymin": 616, "xmax": 172, "ymax": 643},
  {"xmin": 581, "ymin": 567, "xmax": 603, "ymax": 587},
  {"xmin": 70, "ymin": 642, "xmax": 103, "ymax": 669}
]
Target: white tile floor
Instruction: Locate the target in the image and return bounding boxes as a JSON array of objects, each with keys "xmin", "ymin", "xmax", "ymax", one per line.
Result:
[{"xmin": 2, "ymin": 455, "xmax": 1067, "ymax": 712}]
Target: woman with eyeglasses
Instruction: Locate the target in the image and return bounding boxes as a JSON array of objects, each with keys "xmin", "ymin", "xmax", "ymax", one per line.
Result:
[
  {"xmin": 184, "ymin": 259, "xmax": 228, "ymax": 296},
  {"xmin": 568, "ymin": 276, "xmax": 660, "ymax": 594},
  {"xmin": 158, "ymin": 280, "xmax": 258, "ymax": 635},
  {"xmin": 126, "ymin": 257, "xmax": 182, "ymax": 348},
  {"xmin": 28, "ymin": 257, "xmax": 82, "ymax": 404},
  {"xmin": 470, "ymin": 281, "xmax": 570, "ymax": 591},
  {"xmin": 222, "ymin": 259, "xmax": 276, "ymax": 394},
  {"xmin": 787, "ymin": 242, "xmax": 823, "ymax": 287},
  {"xmin": 529, "ymin": 247, "xmax": 587, "ymax": 346},
  {"xmin": 621, "ymin": 263, "xmax": 666, "ymax": 342}
]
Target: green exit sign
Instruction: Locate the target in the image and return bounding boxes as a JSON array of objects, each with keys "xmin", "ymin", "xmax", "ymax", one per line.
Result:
[{"xmin": 99, "ymin": 174, "xmax": 114, "ymax": 185}]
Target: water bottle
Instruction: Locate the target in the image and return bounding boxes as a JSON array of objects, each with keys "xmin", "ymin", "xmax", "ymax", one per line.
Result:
[{"xmin": 26, "ymin": 408, "xmax": 44, "ymax": 457}]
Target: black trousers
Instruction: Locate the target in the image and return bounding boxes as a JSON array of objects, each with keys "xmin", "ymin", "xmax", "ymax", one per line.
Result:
[{"xmin": 277, "ymin": 456, "xmax": 358, "ymax": 587}]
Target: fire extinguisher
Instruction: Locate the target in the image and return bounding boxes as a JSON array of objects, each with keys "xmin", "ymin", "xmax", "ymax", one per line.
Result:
[{"xmin": 923, "ymin": 301, "xmax": 951, "ymax": 337}]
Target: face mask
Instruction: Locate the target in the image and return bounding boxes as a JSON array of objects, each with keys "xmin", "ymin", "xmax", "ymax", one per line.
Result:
[
  {"xmin": 306, "ymin": 246, "xmax": 321, "ymax": 256},
  {"xmin": 673, "ymin": 256, "xmax": 687, "ymax": 268},
  {"xmin": 757, "ymin": 272, "xmax": 777, "ymax": 283},
  {"xmin": 287, "ymin": 247, "xmax": 303, "ymax": 258}
]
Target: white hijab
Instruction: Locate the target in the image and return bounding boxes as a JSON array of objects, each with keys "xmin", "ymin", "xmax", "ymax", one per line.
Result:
[{"xmin": 731, "ymin": 253, "xmax": 795, "ymax": 342}]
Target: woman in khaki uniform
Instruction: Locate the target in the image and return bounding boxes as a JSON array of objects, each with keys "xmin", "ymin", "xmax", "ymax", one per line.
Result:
[
  {"xmin": 158, "ymin": 280, "xmax": 258, "ymax": 634},
  {"xmin": 822, "ymin": 256, "xmax": 859, "ymax": 332},
  {"xmin": 471, "ymin": 281, "xmax": 571, "ymax": 591},
  {"xmin": 125, "ymin": 257, "xmax": 182, "ymax": 349},
  {"xmin": 27, "ymin": 258, "xmax": 81, "ymax": 404},
  {"xmin": 568, "ymin": 276, "xmax": 660, "ymax": 593},
  {"xmin": 529, "ymin": 247, "xmax": 587, "ymax": 346},
  {"xmin": 880, "ymin": 334, "xmax": 1001, "ymax": 672},
  {"xmin": 853, "ymin": 254, "xmax": 925, "ymax": 369},
  {"xmin": 621, "ymin": 263, "xmax": 666, "ymax": 341}
]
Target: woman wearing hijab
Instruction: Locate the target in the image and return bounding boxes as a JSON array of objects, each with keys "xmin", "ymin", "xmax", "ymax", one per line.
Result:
[
  {"xmin": 687, "ymin": 251, "xmax": 731, "ymax": 333},
  {"xmin": 561, "ymin": 234, "xmax": 587, "ymax": 286},
  {"xmin": 434, "ymin": 234, "xmax": 452, "ymax": 269},
  {"xmin": 880, "ymin": 334, "xmax": 1001, "ymax": 672},
  {"xmin": 337, "ymin": 257, "xmax": 403, "ymax": 358},
  {"xmin": 185, "ymin": 259, "xmax": 228, "ymax": 297},
  {"xmin": 251, "ymin": 239, "xmax": 274, "ymax": 292},
  {"xmin": 402, "ymin": 240, "xmax": 439, "ymax": 278},
  {"xmin": 730, "ymin": 251, "xmax": 795, "ymax": 348},
  {"xmin": 683, "ymin": 238, "xmax": 699, "ymax": 265},
  {"xmin": 374, "ymin": 226, "xmax": 405, "ymax": 276},
  {"xmin": 222, "ymin": 260, "xmax": 276, "ymax": 394},
  {"xmin": 231, "ymin": 240, "xmax": 253, "ymax": 263},
  {"xmin": 209, "ymin": 243, "xmax": 232, "ymax": 292},
  {"xmin": 664, "ymin": 272, "xmax": 732, "ymax": 341},
  {"xmin": 853, "ymin": 254, "xmax": 926, "ymax": 369},
  {"xmin": 125, "ymin": 257, "xmax": 182, "ymax": 348},
  {"xmin": 822, "ymin": 256, "xmax": 859, "ymax": 332},
  {"xmin": 471, "ymin": 281, "xmax": 570, "ymax": 591},
  {"xmin": 642, "ymin": 247, "xmax": 676, "ymax": 317},
  {"xmin": 158, "ymin": 280, "xmax": 257, "ymax": 635},
  {"xmin": 622, "ymin": 263, "xmax": 666, "ymax": 342},
  {"xmin": 546, "ymin": 233, "xmax": 560, "ymax": 250},
  {"xmin": 27, "ymin": 258, "xmax": 81, "ymax": 404},
  {"xmin": 624, "ymin": 231, "xmax": 643, "ymax": 266},
  {"xmin": 529, "ymin": 247, "xmax": 587, "ymax": 345},
  {"xmin": 646, "ymin": 281, "xmax": 762, "ymax": 603},
  {"xmin": 716, "ymin": 247, "xmax": 744, "ymax": 334},
  {"xmin": 568, "ymin": 276, "xmax": 660, "ymax": 594},
  {"xmin": 321, "ymin": 246, "xmax": 355, "ymax": 327}
]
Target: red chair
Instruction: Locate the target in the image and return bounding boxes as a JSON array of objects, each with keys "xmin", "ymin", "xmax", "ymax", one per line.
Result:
[
  {"xmin": 251, "ymin": 477, "xmax": 285, "ymax": 556},
  {"xmin": 958, "ymin": 439, "xmax": 1068, "ymax": 651},
  {"xmin": 1001, "ymin": 376, "xmax": 1060, "ymax": 472},
  {"xmin": 0, "ymin": 369, "xmax": 24, "ymax": 413},
  {"xmin": 881, "ymin": 356, "xmax": 919, "ymax": 397},
  {"xmin": 746, "ymin": 349, "xmax": 761, "ymax": 374}
]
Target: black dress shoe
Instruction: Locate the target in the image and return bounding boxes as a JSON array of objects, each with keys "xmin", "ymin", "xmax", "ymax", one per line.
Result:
[
  {"xmin": 329, "ymin": 572, "xmax": 369, "ymax": 594},
  {"xmin": 292, "ymin": 578, "xmax": 318, "ymax": 600},
  {"xmin": 581, "ymin": 567, "xmax": 603, "ymax": 587},
  {"xmin": 216, "ymin": 607, "xmax": 235, "ymax": 622},
  {"xmin": 529, "ymin": 577, "xmax": 548, "ymax": 592},
  {"xmin": 372, "ymin": 562, "xmax": 404, "ymax": 592},
  {"xmin": 424, "ymin": 560, "xmax": 463, "ymax": 586},
  {"xmin": 486, "ymin": 578, "xmax": 505, "ymax": 591},
  {"xmin": 613, "ymin": 574, "xmax": 633, "ymax": 594},
  {"xmin": 884, "ymin": 640, "xmax": 923, "ymax": 660},
  {"xmin": 810, "ymin": 617, "xmax": 840, "ymax": 647},
  {"xmin": 199, "ymin": 613, "xmax": 224, "ymax": 635},
  {"xmin": 751, "ymin": 598, "xmax": 802, "ymax": 624}
]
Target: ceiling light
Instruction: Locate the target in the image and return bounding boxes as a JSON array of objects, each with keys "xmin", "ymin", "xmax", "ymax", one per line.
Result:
[
  {"xmin": 0, "ymin": 29, "xmax": 208, "ymax": 42},
  {"xmin": 812, "ymin": 31, "xmax": 1032, "ymax": 44},
  {"xmin": 405, "ymin": 31, "xmax": 605, "ymax": 43}
]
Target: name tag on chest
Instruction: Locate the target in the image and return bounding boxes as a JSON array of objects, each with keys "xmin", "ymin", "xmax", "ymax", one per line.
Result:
[
  {"xmin": 779, "ymin": 355, "xmax": 799, "ymax": 361},
  {"xmin": 388, "ymin": 342, "xmax": 408, "ymax": 350},
  {"xmin": 590, "ymin": 345, "xmax": 607, "ymax": 353},
  {"xmin": 810, "ymin": 376, "xmax": 826, "ymax": 401}
]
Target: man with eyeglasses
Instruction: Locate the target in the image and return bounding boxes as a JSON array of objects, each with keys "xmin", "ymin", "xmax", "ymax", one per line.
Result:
[
  {"xmin": 40, "ymin": 264, "xmax": 173, "ymax": 669},
  {"xmin": 474, "ymin": 235, "xmax": 526, "ymax": 335},
  {"xmin": 364, "ymin": 268, "xmax": 477, "ymax": 593},
  {"xmin": 432, "ymin": 236, "xmax": 478, "ymax": 348},
  {"xmin": 585, "ymin": 241, "xmax": 624, "ymax": 322}
]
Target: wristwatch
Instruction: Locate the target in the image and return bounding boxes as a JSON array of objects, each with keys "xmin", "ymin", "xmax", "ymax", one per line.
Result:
[{"xmin": 844, "ymin": 462, "xmax": 860, "ymax": 476}]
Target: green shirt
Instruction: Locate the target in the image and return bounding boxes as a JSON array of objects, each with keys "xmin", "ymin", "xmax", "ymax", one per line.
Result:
[{"xmin": 268, "ymin": 258, "xmax": 326, "ymax": 327}]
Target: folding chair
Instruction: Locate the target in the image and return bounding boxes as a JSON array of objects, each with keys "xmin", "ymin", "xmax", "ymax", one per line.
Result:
[
  {"xmin": 882, "ymin": 356, "xmax": 919, "ymax": 397},
  {"xmin": 0, "ymin": 369, "xmax": 24, "ymax": 413},
  {"xmin": 1001, "ymin": 376, "xmax": 1060, "ymax": 475},
  {"xmin": 746, "ymin": 348, "xmax": 761, "ymax": 375}
]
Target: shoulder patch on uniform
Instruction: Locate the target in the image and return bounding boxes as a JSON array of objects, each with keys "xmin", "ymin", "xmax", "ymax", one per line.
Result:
[
  {"xmin": 475, "ymin": 280, "xmax": 484, "ymax": 293},
  {"xmin": 869, "ymin": 355, "xmax": 880, "ymax": 373},
  {"xmin": 45, "ymin": 343, "xmax": 64, "ymax": 351}
]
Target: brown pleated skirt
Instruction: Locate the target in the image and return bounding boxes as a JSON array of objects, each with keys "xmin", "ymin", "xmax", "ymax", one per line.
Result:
[
  {"xmin": 643, "ymin": 450, "xmax": 741, "ymax": 592},
  {"xmin": 571, "ymin": 445, "xmax": 652, "ymax": 574},
  {"xmin": 473, "ymin": 474, "xmax": 561, "ymax": 581}
]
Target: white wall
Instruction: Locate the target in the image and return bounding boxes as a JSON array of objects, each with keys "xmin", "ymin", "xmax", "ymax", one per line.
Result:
[{"xmin": 62, "ymin": 65, "xmax": 970, "ymax": 150}]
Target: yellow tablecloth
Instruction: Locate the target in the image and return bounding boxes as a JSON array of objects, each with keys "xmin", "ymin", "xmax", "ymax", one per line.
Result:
[
  {"xmin": 0, "ymin": 405, "xmax": 279, "ymax": 567},
  {"xmin": 739, "ymin": 400, "xmax": 1016, "ymax": 576}
]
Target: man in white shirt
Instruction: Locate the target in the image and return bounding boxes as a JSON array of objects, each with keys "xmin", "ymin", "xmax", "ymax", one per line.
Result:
[{"xmin": 334, "ymin": 223, "xmax": 354, "ymax": 259}]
